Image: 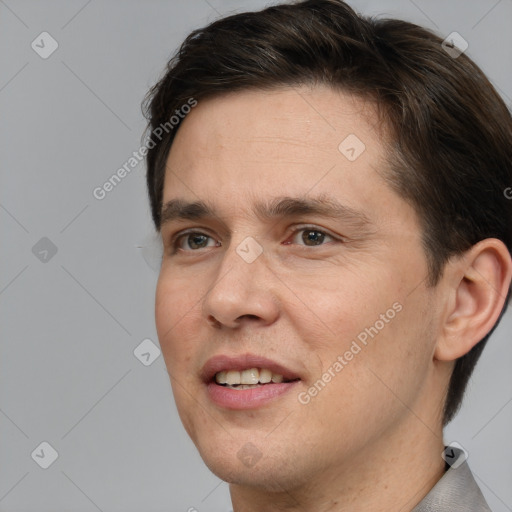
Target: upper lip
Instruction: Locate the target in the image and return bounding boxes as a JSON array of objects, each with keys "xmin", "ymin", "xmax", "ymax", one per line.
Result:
[{"xmin": 200, "ymin": 353, "xmax": 302, "ymax": 383}]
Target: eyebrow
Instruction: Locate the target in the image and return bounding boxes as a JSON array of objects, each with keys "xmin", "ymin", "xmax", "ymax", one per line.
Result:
[{"xmin": 160, "ymin": 194, "xmax": 373, "ymax": 232}]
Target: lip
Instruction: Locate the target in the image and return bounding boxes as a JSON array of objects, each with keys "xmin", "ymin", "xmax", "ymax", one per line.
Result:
[
  {"xmin": 201, "ymin": 353, "xmax": 302, "ymax": 410},
  {"xmin": 200, "ymin": 353, "xmax": 302, "ymax": 383},
  {"xmin": 206, "ymin": 380, "xmax": 300, "ymax": 409}
]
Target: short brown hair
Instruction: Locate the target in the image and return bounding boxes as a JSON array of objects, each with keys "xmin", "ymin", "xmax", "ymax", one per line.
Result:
[{"xmin": 142, "ymin": 0, "xmax": 512, "ymax": 425}]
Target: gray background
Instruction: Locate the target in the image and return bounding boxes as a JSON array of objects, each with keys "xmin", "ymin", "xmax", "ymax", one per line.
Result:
[{"xmin": 1, "ymin": 0, "xmax": 511, "ymax": 510}]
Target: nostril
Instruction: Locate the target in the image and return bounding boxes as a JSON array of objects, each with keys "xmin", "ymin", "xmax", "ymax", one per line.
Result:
[
  {"xmin": 237, "ymin": 314, "xmax": 259, "ymax": 321},
  {"xmin": 207, "ymin": 316, "xmax": 222, "ymax": 328}
]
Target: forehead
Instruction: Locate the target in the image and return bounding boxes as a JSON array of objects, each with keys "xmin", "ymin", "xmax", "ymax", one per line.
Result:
[
  {"xmin": 170, "ymin": 85, "xmax": 384, "ymax": 160},
  {"xmin": 162, "ymin": 85, "xmax": 394, "ymax": 222}
]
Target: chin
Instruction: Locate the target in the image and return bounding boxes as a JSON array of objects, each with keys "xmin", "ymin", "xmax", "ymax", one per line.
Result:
[
  {"xmin": 195, "ymin": 438, "xmax": 309, "ymax": 492},
  {"xmin": 206, "ymin": 459, "xmax": 300, "ymax": 492}
]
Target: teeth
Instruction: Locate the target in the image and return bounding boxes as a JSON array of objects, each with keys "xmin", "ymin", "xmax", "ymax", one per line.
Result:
[
  {"xmin": 259, "ymin": 368, "xmax": 272, "ymax": 384},
  {"xmin": 226, "ymin": 384, "xmax": 261, "ymax": 390},
  {"xmin": 226, "ymin": 370, "xmax": 241, "ymax": 385},
  {"xmin": 215, "ymin": 371, "xmax": 227, "ymax": 384},
  {"xmin": 240, "ymin": 368, "xmax": 259, "ymax": 385},
  {"xmin": 214, "ymin": 368, "xmax": 288, "ymax": 385}
]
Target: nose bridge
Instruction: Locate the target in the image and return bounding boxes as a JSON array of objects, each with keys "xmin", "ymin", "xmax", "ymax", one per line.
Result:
[
  {"xmin": 216, "ymin": 227, "xmax": 267, "ymax": 282},
  {"xmin": 202, "ymin": 233, "xmax": 278, "ymax": 327}
]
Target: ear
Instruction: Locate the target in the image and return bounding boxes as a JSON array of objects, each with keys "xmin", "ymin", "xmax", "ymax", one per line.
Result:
[{"xmin": 434, "ymin": 238, "xmax": 512, "ymax": 362}]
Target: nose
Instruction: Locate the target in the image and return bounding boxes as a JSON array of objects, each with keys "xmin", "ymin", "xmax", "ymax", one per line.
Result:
[{"xmin": 202, "ymin": 240, "xmax": 280, "ymax": 329}]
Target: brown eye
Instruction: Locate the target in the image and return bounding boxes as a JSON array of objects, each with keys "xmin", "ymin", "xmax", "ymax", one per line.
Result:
[
  {"xmin": 302, "ymin": 230, "xmax": 326, "ymax": 246},
  {"xmin": 290, "ymin": 227, "xmax": 335, "ymax": 247}
]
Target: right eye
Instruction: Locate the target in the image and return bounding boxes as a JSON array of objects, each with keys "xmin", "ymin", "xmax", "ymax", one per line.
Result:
[{"xmin": 172, "ymin": 231, "xmax": 220, "ymax": 252}]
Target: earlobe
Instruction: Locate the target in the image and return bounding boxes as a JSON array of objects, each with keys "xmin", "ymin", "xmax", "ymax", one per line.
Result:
[{"xmin": 434, "ymin": 239, "xmax": 512, "ymax": 362}]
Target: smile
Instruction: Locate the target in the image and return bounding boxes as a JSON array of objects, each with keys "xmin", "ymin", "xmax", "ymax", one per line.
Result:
[
  {"xmin": 215, "ymin": 367, "xmax": 294, "ymax": 388},
  {"xmin": 202, "ymin": 354, "xmax": 302, "ymax": 409}
]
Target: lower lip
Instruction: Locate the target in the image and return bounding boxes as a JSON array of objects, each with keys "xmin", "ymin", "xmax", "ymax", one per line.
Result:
[{"xmin": 206, "ymin": 381, "xmax": 300, "ymax": 409}]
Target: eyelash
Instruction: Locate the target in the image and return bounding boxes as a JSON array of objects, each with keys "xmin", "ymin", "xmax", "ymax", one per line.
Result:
[{"xmin": 169, "ymin": 225, "xmax": 340, "ymax": 253}]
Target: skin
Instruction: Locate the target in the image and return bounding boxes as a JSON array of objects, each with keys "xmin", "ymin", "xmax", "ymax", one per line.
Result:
[{"xmin": 154, "ymin": 85, "xmax": 511, "ymax": 511}]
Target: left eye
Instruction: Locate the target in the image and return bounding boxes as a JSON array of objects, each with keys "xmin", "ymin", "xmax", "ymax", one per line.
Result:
[
  {"xmin": 173, "ymin": 227, "xmax": 335, "ymax": 252},
  {"xmin": 288, "ymin": 227, "xmax": 335, "ymax": 247}
]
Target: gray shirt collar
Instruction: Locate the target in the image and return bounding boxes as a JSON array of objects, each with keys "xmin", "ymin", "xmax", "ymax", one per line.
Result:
[{"xmin": 412, "ymin": 447, "xmax": 491, "ymax": 511}]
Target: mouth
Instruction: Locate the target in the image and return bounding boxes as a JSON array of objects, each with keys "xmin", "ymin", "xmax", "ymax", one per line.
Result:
[
  {"xmin": 214, "ymin": 367, "xmax": 300, "ymax": 389},
  {"xmin": 201, "ymin": 353, "xmax": 302, "ymax": 409}
]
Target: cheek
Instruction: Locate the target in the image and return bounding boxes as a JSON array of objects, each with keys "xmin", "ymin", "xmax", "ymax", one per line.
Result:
[
  {"xmin": 294, "ymin": 273, "xmax": 394, "ymax": 352},
  {"xmin": 155, "ymin": 275, "xmax": 203, "ymax": 435},
  {"xmin": 296, "ymin": 272, "xmax": 432, "ymax": 400},
  {"xmin": 154, "ymin": 279, "xmax": 173, "ymax": 346},
  {"xmin": 155, "ymin": 273, "xmax": 199, "ymax": 364},
  {"xmin": 155, "ymin": 267, "xmax": 199, "ymax": 326},
  {"xmin": 337, "ymin": 295, "xmax": 434, "ymax": 414}
]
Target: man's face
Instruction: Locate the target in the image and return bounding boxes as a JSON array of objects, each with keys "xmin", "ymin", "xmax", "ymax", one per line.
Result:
[{"xmin": 155, "ymin": 86, "xmax": 442, "ymax": 489}]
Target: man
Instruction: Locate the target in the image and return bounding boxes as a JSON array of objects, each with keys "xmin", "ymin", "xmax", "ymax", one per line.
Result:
[{"xmin": 142, "ymin": 1, "xmax": 512, "ymax": 510}]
